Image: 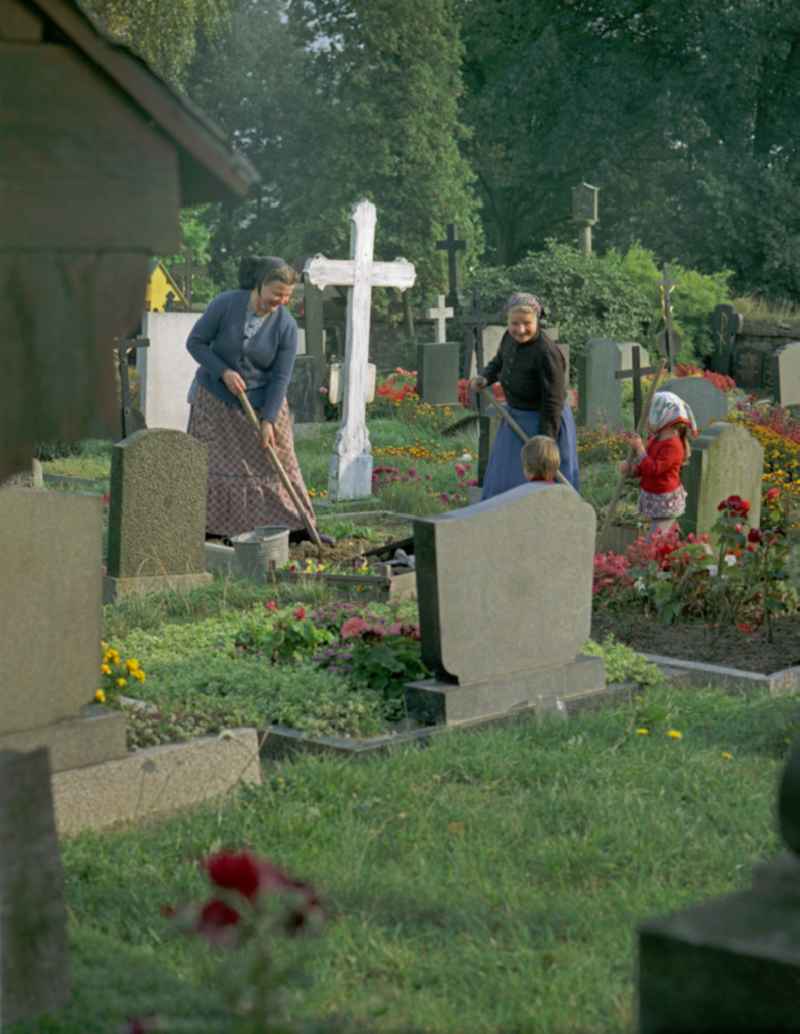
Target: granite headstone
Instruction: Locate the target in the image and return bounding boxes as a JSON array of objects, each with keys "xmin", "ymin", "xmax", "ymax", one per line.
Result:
[
  {"xmin": 407, "ymin": 483, "xmax": 604, "ymax": 723},
  {"xmin": 104, "ymin": 428, "xmax": 213, "ymax": 601},
  {"xmin": 681, "ymin": 422, "xmax": 763, "ymax": 537},
  {"xmin": 578, "ymin": 338, "xmax": 622, "ymax": 427},
  {"xmin": 772, "ymin": 341, "xmax": 800, "ymax": 408},
  {"xmin": 660, "ymin": 377, "xmax": 729, "ymax": 431},
  {"xmin": 416, "ymin": 342, "xmax": 460, "ymax": 405}
]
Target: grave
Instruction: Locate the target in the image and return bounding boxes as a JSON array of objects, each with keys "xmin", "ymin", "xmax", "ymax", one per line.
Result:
[
  {"xmin": 578, "ymin": 338, "xmax": 623, "ymax": 426},
  {"xmin": 637, "ymin": 739, "xmax": 800, "ymax": 1033},
  {"xmin": 0, "ymin": 748, "xmax": 70, "ymax": 1027},
  {"xmin": 406, "ymin": 483, "xmax": 605, "ymax": 724},
  {"xmin": 105, "ymin": 429, "xmax": 213, "ymax": 602},
  {"xmin": 436, "ymin": 223, "xmax": 466, "ymax": 312},
  {"xmin": 681, "ymin": 422, "xmax": 763, "ymax": 538},
  {"xmin": 138, "ymin": 310, "xmax": 198, "ymax": 431},
  {"xmin": 660, "ymin": 376, "xmax": 729, "ymax": 431},
  {"xmin": 772, "ymin": 341, "xmax": 800, "ymax": 408},
  {"xmin": 416, "ymin": 294, "xmax": 460, "ymax": 406},
  {"xmin": 305, "ymin": 199, "xmax": 416, "ymax": 500}
]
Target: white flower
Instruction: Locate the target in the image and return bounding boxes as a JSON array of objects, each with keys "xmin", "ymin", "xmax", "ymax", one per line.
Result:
[
  {"xmin": 707, "ymin": 564, "xmax": 719, "ymax": 577},
  {"xmin": 635, "ymin": 578, "xmax": 646, "ymax": 594},
  {"xmin": 703, "ymin": 543, "xmax": 714, "ymax": 556},
  {"xmin": 724, "ymin": 553, "xmax": 737, "ymax": 566},
  {"xmin": 459, "ymin": 452, "xmax": 472, "ymax": 462}
]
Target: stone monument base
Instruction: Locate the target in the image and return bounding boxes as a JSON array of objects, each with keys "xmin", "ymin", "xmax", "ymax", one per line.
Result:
[
  {"xmin": 405, "ymin": 653, "xmax": 605, "ymax": 726},
  {"xmin": 0, "ymin": 706, "xmax": 127, "ymax": 773},
  {"xmin": 103, "ymin": 571, "xmax": 213, "ymax": 604}
]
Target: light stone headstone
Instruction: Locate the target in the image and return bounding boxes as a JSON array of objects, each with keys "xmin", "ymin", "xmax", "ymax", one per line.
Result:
[
  {"xmin": 638, "ymin": 739, "xmax": 800, "ymax": 1034},
  {"xmin": 304, "ymin": 199, "xmax": 416, "ymax": 500},
  {"xmin": 104, "ymin": 429, "xmax": 213, "ymax": 602},
  {"xmin": 578, "ymin": 338, "xmax": 622, "ymax": 427},
  {"xmin": 0, "ymin": 489, "xmax": 127, "ymax": 770},
  {"xmin": 478, "ymin": 324, "xmax": 506, "ymax": 378},
  {"xmin": 660, "ymin": 376, "xmax": 729, "ymax": 431},
  {"xmin": 406, "ymin": 483, "xmax": 604, "ymax": 724},
  {"xmin": 426, "ymin": 294, "xmax": 453, "ymax": 344},
  {"xmin": 0, "ymin": 747, "xmax": 70, "ymax": 1026},
  {"xmin": 772, "ymin": 341, "xmax": 800, "ymax": 407},
  {"xmin": 681, "ymin": 422, "xmax": 763, "ymax": 538},
  {"xmin": 617, "ymin": 341, "xmax": 650, "ymax": 371},
  {"xmin": 139, "ymin": 310, "xmax": 199, "ymax": 432}
]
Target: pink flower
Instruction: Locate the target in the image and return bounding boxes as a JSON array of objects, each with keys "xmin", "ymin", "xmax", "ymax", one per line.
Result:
[
  {"xmin": 467, "ymin": 478, "xmax": 478, "ymax": 487},
  {"xmin": 766, "ymin": 487, "xmax": 781, "ymax": 502},
  {"xmin": 455, "ymin": 463, "xmax": 466, "ymax": 478},
  {"xmin": 319, "ymin": 386, "xmax": 329, "ymax": 395},
  {"xmin": 294, "ymin": 606, "xmax": 306, "ymax": 620},
  {"xmin": 341, "ymin": 616, "xmax": 368, "ymax": 639},
  {"xmin": 439, "ymin": 493, "xmax": 450, "ymax": 503},
  {"xmin": 387, "ymin": 621, "xmax": 403, "ymax": 636},
  {"xmin": 265, "ymin": 600, "xmax": 278, "ymax": 611}
]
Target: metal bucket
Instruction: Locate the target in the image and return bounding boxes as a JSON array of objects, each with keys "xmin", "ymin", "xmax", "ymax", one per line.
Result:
[{"xmin": 231, "ymin": 525, "xmax": 290, "ymax": 581}]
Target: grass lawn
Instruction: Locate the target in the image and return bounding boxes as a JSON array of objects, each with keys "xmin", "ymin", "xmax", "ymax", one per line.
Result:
[{"xmin": 11, "ymin": 683, "xmax": 794, "ymax": 1034}]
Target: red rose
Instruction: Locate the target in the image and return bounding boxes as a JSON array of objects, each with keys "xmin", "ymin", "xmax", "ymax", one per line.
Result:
[
  {"xmin": 766, "ymin": 487, "xmax": 781, "ymax": 502},
  {"xmin": 294, "ymin": 606, "xmax": 306, "ymax": 620},
  {"xmin": 204, "ymin": 850, "xmax": 262, "ymax": 900},
  {"xmin": 199, "ymin": 898, "xmax": 241, "ymax": 928},
  {"xmin": 265, "ymin": 600, "xmax": 278, "ymax": 611},
  {"xmin": 747, "ymin": 528, "xmax": 763, "ymax": 544}
]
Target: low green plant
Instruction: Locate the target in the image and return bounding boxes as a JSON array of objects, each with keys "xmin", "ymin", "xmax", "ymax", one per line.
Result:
[
  {"xmin": 234, "ymin": 605, "xmax": 335, "ymax": 664},
  {"xmin": 582, "ymin": 635, "xmax": 664, "ymax": 691}
]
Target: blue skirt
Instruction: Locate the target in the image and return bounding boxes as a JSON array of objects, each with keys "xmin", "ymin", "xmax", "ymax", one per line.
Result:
[{"xmin": 481, "ymin": 405, "xmax": 580, "ymax": 500}]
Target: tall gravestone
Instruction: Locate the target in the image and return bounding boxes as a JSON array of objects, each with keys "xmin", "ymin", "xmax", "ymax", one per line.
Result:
[
  {"xmin": 0, "ymin": 748, "xmax": 70, "ymax": 1026},
  {"xmin": 0, "ymin": 488, "xmax": 127, "ymax": 769},
  {"xmin": 578, "ymin": 338, "xmax": 623, "ymax": 427},
  {"xmin": 660, "ymin": 377, "xmax": 729, "ymax": 431},
  {"xmin": 681, "ymin": 422, "xmax": 763, "ymax": 537},
  {"xmin": 638, "ymin": 740, "xmax": 800, "ymax": 1033},
  {"xmin": 138, "ymin": 310, "xmax": 198, "ymax": 431},
  {"xmin": 406, "ymin": 483, "xmax": 605, "ymax": 723},
  {"xmin": 772, "ymin": 341, "xmax": 800, "ymax": 407},
  {"xmin": 104, "ymin": 429, "xmax": 213, "ymax": 602}
]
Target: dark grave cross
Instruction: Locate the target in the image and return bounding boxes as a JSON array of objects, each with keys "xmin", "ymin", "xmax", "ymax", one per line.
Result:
[
  {"xmin": 614, "ymin": 345, "xmax": 656, "ymax": 427},
  {"xmin": 436, "ymin": 223, "xmax": 466, "ymax": 311},
  {"xmin": 115, "ymin": 335, "xmax": 149, "ymax": 440},
  {"xmin": 461, "ymin": 289, "xmax": 491, "ymax": 388},
  {"xmin": 656, "ymin": 264, "xmax": 680, "ymax": 371}
]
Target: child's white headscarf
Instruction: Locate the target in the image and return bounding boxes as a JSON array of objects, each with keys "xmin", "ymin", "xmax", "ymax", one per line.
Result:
[{"xmin": 648, "ymin": 390, "xmax": 698, "ymax": 435}]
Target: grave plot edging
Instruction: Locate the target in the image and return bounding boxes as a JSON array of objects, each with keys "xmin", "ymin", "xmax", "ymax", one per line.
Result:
[{"xmin": 642, "ymin": 653, "xmax": 800, "ymax": 695}]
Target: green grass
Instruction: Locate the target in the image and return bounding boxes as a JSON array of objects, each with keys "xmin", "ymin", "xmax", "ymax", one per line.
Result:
[{"xmin": 11, "ymin": 682, "xmax": 796, "ymax": 1034}]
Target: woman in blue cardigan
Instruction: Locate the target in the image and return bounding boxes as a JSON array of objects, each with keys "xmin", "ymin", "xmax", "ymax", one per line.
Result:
[{"xmin": 186, "ymin": 256, "xmax": 323, "ymax": 543}]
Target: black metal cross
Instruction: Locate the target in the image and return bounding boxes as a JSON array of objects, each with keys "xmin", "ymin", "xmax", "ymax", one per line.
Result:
[
  {"xmin": 436, "ymin": 223, "xmax": 466, "ymax": 311},
  {"xmin": 115, "ymin": 336, "xmax": 149, "ymax": 440},
  {"xmin": 461, "ymin": 289, "xmax": 492, "ymax": 383},
  {"xmin": 614, "ymin": 345, "xmax": 656, "ymax": 427}
]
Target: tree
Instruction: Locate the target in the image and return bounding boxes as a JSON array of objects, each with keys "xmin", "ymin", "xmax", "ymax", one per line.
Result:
[{"xmin": 80, "ymin": 0, "xmax": 231, "ymax": 87}]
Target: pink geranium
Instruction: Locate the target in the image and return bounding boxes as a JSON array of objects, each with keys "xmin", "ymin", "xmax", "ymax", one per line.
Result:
[{"xmin": 341, "ymin": 616, "xmax": 369, "ymax": 639}]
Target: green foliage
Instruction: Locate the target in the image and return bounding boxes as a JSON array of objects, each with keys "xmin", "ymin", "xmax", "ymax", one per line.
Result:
[
  {"xmin": 582, "ymin": 635, "xmax": 664, "ymax": 691},
  {"xmin": 233, "ymin": 607, "xmax": 335, "ymax": 664},
  {"xmin": 469, "ymin": 240, "xmax": 732, "ymax": 363}
]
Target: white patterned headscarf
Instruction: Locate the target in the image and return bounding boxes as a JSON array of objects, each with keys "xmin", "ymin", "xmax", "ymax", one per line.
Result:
[
  {"xmin": 648, "ymin": 391, "xmax": 698, "ymax": 435},
  {"xmin": 504, "ymin": 292, "xmax": 543, "ymax": 316}
]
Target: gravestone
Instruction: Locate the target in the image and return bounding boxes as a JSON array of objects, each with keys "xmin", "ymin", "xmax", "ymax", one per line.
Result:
[
  {"xmin": 681, "ymin": 422, "xmax": 763, "ymax": 538},
  {"xmin": 0, "ymin": 748, "xmax": 70, "ymax": 1026},
  {"xmin": 406, "ymin": 483, "xmax": 605, "ymax": 723},
  {"xmin": 305, "ymin": 200, "xmax": 416, "ymax": 500},
  {"xmin": 660, "ymin": 377, "xmax": 729, "ymax": 431},
  {"xmin": 417, "ymin": 343, "xmax": 460, "ymax": 405},
  {"xmin": 138, "ymin": 310, "xmax": 198, "ymax": 431},
  {"xmin": 287, "ymin": 354, "xmax": 325, "ymax": 423},
  {"xmin": 0, "ymin": 489, "xmax": 127, "ymax": 770},
  {"xmin": 772, "ymin": 341, "xmax": 800, "ymax": 407},
  {"xmin": 638, "ymin": 739, "xmax": 800, "ymax": 1033},
  {"xmin": 104, "ymin": 429, "xmax": 213, "ymax": 602},
  {"xmin": 618, "ymin": 341, "xmax": 650, "ymax": 371},
  {"xmin": 578, "ymin": 338, "xmax": 622, "ymax": 427}
]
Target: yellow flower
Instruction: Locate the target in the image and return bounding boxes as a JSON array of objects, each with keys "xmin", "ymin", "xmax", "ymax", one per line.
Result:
[
  {"xmin": 116, "ymin": 677, "xmax": 127, "ymax": 688},
  {"xmin": 101, "ymin": 663, "xmax": 112, "ymax": 675},
  {"xmin": 721, "ymin": 751, "xmax": 733, "ymax": 761},
  {"xmin": 125, "ymin": 658, "xmax": 140, "ymax": 672},
  {"xmin": 132, "ymin": 669, "xmax": 146, "ymax": 683},
  {"xmin": 94, "ymin": 689, "xmax": 106, "ymax": 703},
  {"xmin": 100, "ymin": 640, "xmax": 108, "ymax": 651},
  {"xmin": 635, "ymin": 728, "xmax": 650, "ymax": 736},
  {"xmin": 666, "ymin": 729, "xmax": 683, "ymax": 740}
]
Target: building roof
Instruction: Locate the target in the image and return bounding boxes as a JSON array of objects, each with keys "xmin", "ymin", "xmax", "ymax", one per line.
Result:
[{"xmin": 27, "ymin": 0, "xmax": 259, "ymax": 204}]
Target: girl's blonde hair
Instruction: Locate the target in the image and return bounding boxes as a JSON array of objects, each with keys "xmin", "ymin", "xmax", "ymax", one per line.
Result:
[
  {"xmin": 521, "ymin": 436, "xmax": 560, "ymax": 481},
  {"xmin": 676, "ymin": 423, "xmax": 692, "ymax": 465}
]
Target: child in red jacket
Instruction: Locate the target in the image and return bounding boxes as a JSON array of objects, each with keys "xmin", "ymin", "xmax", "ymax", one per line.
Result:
[{"xmin": 621, "ymin": 391, "xmax": 698, "ymax": 537}]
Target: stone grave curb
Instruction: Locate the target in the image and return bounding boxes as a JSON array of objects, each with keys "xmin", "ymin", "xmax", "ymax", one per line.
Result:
[
  {"xmin": 642, "ymin": 653, "xmax": 800, "ymax": 695},
  {"xmin": 260, "ymin": 680, "xmax": 638, "ymax": 760},
  {"xmin": 43, "ymin": 473, "xmax": 108, "ymax": 490},
  {"xmin": 52, "ymin": 726, "xmax": 262, "ymax": 836}
]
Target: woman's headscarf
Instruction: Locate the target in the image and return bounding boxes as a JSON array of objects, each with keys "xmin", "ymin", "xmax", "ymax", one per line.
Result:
[
  {"xmin": 504, "ymin": 292, "xmax": 544, "ymax": 317},
  {"xmin": 648, "ymin": 390, "xmax": 698, "ymax": 435}
]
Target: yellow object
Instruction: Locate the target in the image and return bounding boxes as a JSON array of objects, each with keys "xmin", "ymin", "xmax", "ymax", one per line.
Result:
[
  {"xmin": 635, "ymin": 728, "xmax": 650, "ymax": 736},
  {"xmin": 95, "ymin": 689, "xmax": 106, "ymax": 704},
  {"xmin": 144, "ymin": 260, "xmax": 188, "ymax": 312},
  {"xmin": 666, "ymin": 729, "xmax": 683, "ymax": 740}
]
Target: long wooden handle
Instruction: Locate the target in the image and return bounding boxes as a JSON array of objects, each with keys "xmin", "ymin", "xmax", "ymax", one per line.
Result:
[
  {"xmin": 598, "ymin": 359, "xmax": 668, "ymax": 540},
  {"xmin": 236, "ymin": 391, "xmax": 323, "ymax": 549},
  {"xmin": 479, "ymin": 388, "xmax": 572, "ymax": 489}
]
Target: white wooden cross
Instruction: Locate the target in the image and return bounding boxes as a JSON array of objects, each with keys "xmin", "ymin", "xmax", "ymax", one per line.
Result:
[
  {"xmin": 426, "ymin": 294, "xmax": 453, "ymax": 344},
  {"xmin": 304, "ymin": 199, "xmax": 416, "ymax": 500}
]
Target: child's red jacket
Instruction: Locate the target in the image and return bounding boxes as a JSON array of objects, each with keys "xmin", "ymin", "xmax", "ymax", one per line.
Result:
[{"xmin": 634, "ymin": 436, "xmax": 684, "ymax": 493}]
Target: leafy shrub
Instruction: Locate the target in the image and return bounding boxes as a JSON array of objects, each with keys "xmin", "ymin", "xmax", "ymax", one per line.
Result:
[
  {"xmin": 582, "ymin": 635, "xmax": 664, "ymax": 690},
  {"xmin": 234, "ymin": 605, "xmax": 334, "ymax": 664}
]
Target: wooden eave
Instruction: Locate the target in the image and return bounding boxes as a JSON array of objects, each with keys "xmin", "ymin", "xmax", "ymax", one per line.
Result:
[{"xmin": 26, "ymin": 0, "xmax": 259, "ymax": 204}]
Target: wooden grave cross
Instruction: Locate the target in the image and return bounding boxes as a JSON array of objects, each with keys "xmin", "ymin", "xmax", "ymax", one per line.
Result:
[
  {"xmin": 614, "ymin": 344, "xmax": 656, "ymax": 427},
  {"xmin": 426, "ymin": 294, "xmax": 453, "ymax": 344},
  {"xmin": 436, "ymin": 223, "xmax": 466, "ymax": 311},
  {"xmin": 304, "ymin": 199, "xmax": 416, "ymax": 500},
  {"xmin": 115, "ymin": 335, "xmax": 149, "ymax": 440},
  {"xmin": 657, "ymin": 264, "xmax": 680, "ymax": 371}
]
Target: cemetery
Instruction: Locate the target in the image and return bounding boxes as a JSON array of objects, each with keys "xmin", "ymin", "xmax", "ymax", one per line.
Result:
[{"xmin": 5, "ymin": 0, "xmax": 800, "ymax": 1031}]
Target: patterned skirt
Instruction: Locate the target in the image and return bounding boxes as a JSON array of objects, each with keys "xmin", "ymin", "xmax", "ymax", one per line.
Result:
[
  {"xmin": 187, "ymin": 383, "xmax": 317, "ymax": 538},
  {"xmin": 639, "ymin": 485, "xmax": 687, "ymax": 520}
]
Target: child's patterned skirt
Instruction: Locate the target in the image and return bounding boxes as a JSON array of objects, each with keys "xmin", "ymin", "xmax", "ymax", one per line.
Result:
[{"xmin": 639, "ymin": 485, "xmax": 687, "ymax": 520}]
